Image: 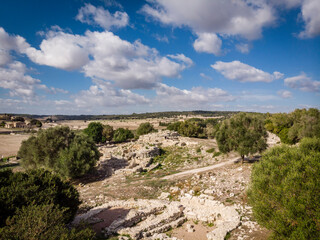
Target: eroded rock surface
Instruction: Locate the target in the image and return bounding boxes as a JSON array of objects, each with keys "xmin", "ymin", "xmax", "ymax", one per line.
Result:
[{"xmin": 73, "ymin": 195, "xmax": 240, "ymax": 240}]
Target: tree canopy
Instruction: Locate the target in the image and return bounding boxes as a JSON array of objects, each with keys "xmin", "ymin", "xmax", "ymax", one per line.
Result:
[
  {"xmin": 265, "ymin": 108, "xmax": 320, "ymax": 144},
  {"xmin": 113, "ymin": 128, "xmax": 134, "ymax": 143},
  {"xmin": 136, "ymin": 122, "xmax": 156, "ymax": 136},
  {"xmin": 0, "ymin": 169, "xmax": 80, "ymax": 227},
  {"xmin": 215, "ymin": 113, "xmax": 267, "ymax": 162},
  {"xmin": 18, "ymin": 126, "xmax": 100, "ymax": 178},
  {"xmin": 248, "ymin": 137, "xmax": 320, "ymax": 239}
]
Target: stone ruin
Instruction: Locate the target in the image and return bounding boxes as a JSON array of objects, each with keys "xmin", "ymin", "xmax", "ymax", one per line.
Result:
[
  {"xmin": 73, "ymin": 194, "xmax": 240, "ymax": 240},
  {"xmin": 97, "ymin": 130, "xmax": 193, "ymax": 177}
]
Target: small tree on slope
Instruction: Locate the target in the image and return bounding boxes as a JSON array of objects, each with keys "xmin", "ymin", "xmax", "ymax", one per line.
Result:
[{"xmin": 215, "ymin": 113, "xmax": 268, "ymax": 163}]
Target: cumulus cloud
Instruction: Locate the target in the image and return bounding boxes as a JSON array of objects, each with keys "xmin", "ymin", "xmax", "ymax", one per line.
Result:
[
  {"xmin": 155, "ymin": 83, "xmax": 234, "ymax": 108},
  {"xmin": 0, "ymin": 27, "xmax": 29, "ymax": 66},
  {"xmin": 24, "ymin": 28, "xmax": 192, "ymax": 89},
  {"xmin": 284, "ymin": 73, "xmax": 320, "ymax": 92},
  {"xmin": 193, "ymin": 33, "xmax": 222, "ymax": 55},
  {"xmin": 25, "ymin": 31, "xmax": 89, "ymax": 71},
  {"xmin": 0, "ymin": 61, "xmax": 41, "ymax": 99},
  {"xmin": 141, "ymin": 0, "xmax": 275, "ymax": 40},
  {"xmin": 74, "ymin": 80, "xmax": 150, "ymax": 108},
  {"xmin": 277, "ymin": 90, "xmax": 293, "ymax": 98},
  {"xmin": 298, "ymin": 0, "xmax": 320, "ymax": 38},
  {"xmin": 76, "ymin": 3, "xmax": 129, "ymax": 30},
  {"xmin": 211, "ymin": 60, "xmax": 282, "ymax": 83}
]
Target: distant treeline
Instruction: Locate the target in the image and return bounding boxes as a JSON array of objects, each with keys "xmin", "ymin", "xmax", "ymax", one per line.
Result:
[{"xmin": 0, "ymin": 110, "xmax": 240, "ymax": 121}]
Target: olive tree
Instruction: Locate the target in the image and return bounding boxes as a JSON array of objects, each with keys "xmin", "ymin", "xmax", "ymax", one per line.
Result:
[
  {"xmin": 215, "ymin": 113, "xmax": 267, "ymax": 163},
  {"xmin": 18, "ymin": 126, "xmax": 100, "ymax": 179},
  {"xmin": 0, "ymin": 169, "xmax": 80, "ymax": 226},
  {"xmin": 248, "ymin": 138, "xmax": 320, "ymax": 239}
]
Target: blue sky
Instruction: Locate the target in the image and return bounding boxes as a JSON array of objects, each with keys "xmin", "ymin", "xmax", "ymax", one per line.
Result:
[{"xmin": 0, "ymin": 0, "xmax": 319, "ymax": 114}]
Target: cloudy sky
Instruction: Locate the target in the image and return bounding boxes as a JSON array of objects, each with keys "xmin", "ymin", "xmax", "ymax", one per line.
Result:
[{"xmin": 0, "ymin": 0, "xmax": 319, "ymax": 114}]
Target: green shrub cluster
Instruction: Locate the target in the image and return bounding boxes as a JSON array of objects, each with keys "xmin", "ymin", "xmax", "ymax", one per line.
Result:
[
  {"xmin": 0, "ymin": 169, "xmax": 94, "ymax": 239},
  {"xmin": 167, "ymin": 118, "xmax": 219, "ymax": 138},
  {"xmin": 215, "ymin": 113, "xmax": 267, "ymax": 162},
  {"xmin": 136, "ymin": 122, "xmax": 156, "ymax": 136},
  {"xmin": 0, "ymin": 204, "xmax": 94, "ymax": 240},
  {"xmin": 248, "ymin": 137, "xmax": 320, "ymax": 239},
  {"xmin": 0, "ymin": 169, "xmax": 80, "ymax": 226},
  {"xmin": 265, "ymin": 108, "xmax": 320, "ymax": 144},
  {"xmin": 18, "ymin": 126, "xmax": 100, "ymax": 179},
  {"xmin": 84, "ymin": 122, "xmax": 114, "ymax": 143},
  {"xmin": 113, "ymin": 128, "xmax": 134, "ymax": 143}
]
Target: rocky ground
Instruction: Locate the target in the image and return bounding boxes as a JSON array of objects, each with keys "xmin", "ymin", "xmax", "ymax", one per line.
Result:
[{"xmin": 73, "ymin": 130, "xmax": 279, "ymax": 240}]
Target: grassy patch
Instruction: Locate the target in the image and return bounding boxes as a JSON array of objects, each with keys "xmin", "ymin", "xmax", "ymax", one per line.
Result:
[{"xmin": 206, "ymin": 148, "xmax": 215, "ymax": 153}]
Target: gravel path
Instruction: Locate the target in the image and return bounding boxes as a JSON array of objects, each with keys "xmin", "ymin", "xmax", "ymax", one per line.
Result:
[{"xmin": 162, "ymin": 156, "xmax": 240, "ymax": 180}]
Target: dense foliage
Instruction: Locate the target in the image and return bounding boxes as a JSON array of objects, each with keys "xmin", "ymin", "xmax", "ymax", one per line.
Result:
[
  {"xmin": 102, "ymin": 124, "xmax": 114, "ymax": 142},
  {"xmin": 18, "ymin": 126, "xmax": 100, "ymax": 178},
  {"xmin": 0, "ymin": 204, "xmax": 94, "ymax": 240},
  {"xmin": 215, "ymin": 113, "xmax": 267, "ymax": 162},
  {"xmin": 136, "ymin": 122, "xmax": 156, "ymax": 136},
  {"xmin": 84, "ymin": 122, "xmax": 104, "ymax": 143},
  {"xmin": 0, "ymin": 169, "xmax": 80, "ymax": 227},
  {"xmin": 84, "ymin": 122, "xmax": 114, "ymax": 143},
  {"xmin": 265, "ymin": 108, "xmax": 320, "ymax": 144},
  {"xmin": 30, "ymin": 119, "xmax": 42, "ymax": 127},
  {"xmin": 113, "ymin": 128, "xmax": 134, "ymax": 143},
  {"xmin": 248, "ymin": 138, "xmax": 320, "ymax": 239},
  {"xmin": 167, "ymin": 118, "xmax": 219, "ymax": 138}
]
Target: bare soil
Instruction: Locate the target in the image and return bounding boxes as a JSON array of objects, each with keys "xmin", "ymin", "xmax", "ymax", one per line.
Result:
[{"xmin": 0, "ymin": 133, "xmax": 30, "ymax": 157}]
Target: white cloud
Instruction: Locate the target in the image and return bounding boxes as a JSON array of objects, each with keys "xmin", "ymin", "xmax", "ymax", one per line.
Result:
[
  {"xmin": 25, "ymin": 31, "xmax": 89, "ymax": 71},
  {"xmin": 211, "ymin": 60, "xmax": 282, "ymax": 83},
  {"xmin": 299, "ymin": 0, "xmax": 320, "ymax": 38},
  {"xmin": 141, "ymin": 0, "xmax": 275, "ymax": 40},
  {"xmin": 0, "ymin": 61, "xmax": 41, "ymax": 99},
  {"xmin": 193, "ymin": 33, "xmax": 222, "ymax": 55},
  {"xmin": 25, "ymin": 28, "xmax": 192, "ymax": 89},
  {"xmin": 0, "ymin": 27, "xmax": 29, "ymax": 66},
  {"xmin": 200, "ymin": 73, "xmax": 212, "ymax": 80},
  {"xmin": 76, "ymin": 3, "xmax": 129, "ymax": 30},
  {"xmin": 277, "ymin": 90, "xmax": 293, "ymax": 98},
  {"xmin": 236, "ymin": 43, "xmax": 250, "ymax": 53},
  {"xmin": 74, "ymin": 80, "xmax": 150, "ymax": 108},
  {"xmin": 154, "ymin": 34, "xmax": 169, "ymax": 43},
  {"xmin": 284, "ymin": 73, "xmax": 320, "ymax": 92},
  {"xmin": 155, "ymin": 83, "xmax": 234, "ymax": 108}
]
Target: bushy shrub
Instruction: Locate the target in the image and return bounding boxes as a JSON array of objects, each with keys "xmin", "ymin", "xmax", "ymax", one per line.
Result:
[
  {"xmin": 265, "ymin": 108, "xmax": 320, "ymax": 144},
  {"xmin": 0, "ymin": 204, "xmax": 95, "ymax": 240},
  {"xmin": 84, "ymin": 122, "xmax": 104, "ymax": 143},
  {"xmin": 113, "ymin": 128, "xmax": 134, "ymax": 143},
  {"xmin": 136, "ymin": 122, "xmax": 156, "ymax": 136},
  {"xmin": 215, "ymin": 113, "xmax": 267, "ymax": 163},
  {"xmin": 30, "ymin": 119, "xmax": 42, "ymax": 127},
  {"xmin": 0, "ymin": 169, "xmax": 80, "ymax": 227},
  {"xmin": 18, "ymin": 126, "xmax": 100, "ymax": 178},
  {"xmin": 102, "ymin": 124, "xmax": 114, "ymax": 142},
  {"xmin": 248, "ymin": 138, "xmax": 320, "ymax": 239}
]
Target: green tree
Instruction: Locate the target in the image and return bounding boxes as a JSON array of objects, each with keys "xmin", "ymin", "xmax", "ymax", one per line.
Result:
[
  {"xmin": 0, "ymin": 204, "xmax": 95, "ymax": 240},
  {"xmin": 136, "ymin": 122, "xmax": 156, "ymax": 136},
  {"xmin": 84, "ymin": 122, "xmax": 104, "ymax": 143},
  {"xmin": 215, "ymin": 113, "xmax": 267, "ymax": 163},
  {"xmin": 102, "ymin": 124, "xmax": 114, "ymax": 142},
  {"xmin": 30, "ymin": 119, "xmax": 42, "ymax": 127},
  {"xmin": 248, "ymin": 138, "xmax": 320, "ymax": 239},
  {"xmin": 0, "ymin": 169, "xmax": 80, "ymax": 226},
  {"xmin": 18, "ymin": 126, "xmax": 100, "ymax": 179},
  {"xmin": 113, "ymin": 128, "xmax": 134, "ymax": 143}
]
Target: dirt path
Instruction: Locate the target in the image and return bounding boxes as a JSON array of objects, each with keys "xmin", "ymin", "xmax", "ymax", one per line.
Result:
[{"xmin": 162, "ymin": 156, "xmax": 240, "ymax": 180}]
